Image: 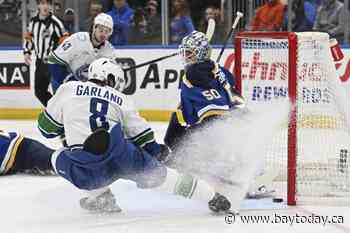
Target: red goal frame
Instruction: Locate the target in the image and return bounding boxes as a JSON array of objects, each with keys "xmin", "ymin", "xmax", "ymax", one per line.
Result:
[{"xmin": 234, "ymin": 32, "xmax": 298, "ymax": 205}]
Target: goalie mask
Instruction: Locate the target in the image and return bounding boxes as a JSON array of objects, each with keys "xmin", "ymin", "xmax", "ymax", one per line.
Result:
[
  {"xmin": 88, "ymin": 58, "xmax": 126, "ymax": 91},
  {"xmin": 179, "ymin": 31, "xmax": 212, "ymax": 67}
]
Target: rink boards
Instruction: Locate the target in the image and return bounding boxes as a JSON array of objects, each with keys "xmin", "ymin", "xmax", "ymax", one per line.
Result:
[{"xmin": 0, "ymin": 47, "xmax": 350, "ymax": 121}]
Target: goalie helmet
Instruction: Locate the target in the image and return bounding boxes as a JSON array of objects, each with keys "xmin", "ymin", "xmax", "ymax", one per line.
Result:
[
  {"xmin": 88, "ymin": 58, "xmax": 126, "ymax": 91},
  {"xmin": 93, "ymin": 13, "xmax": 113, "ymax": 36},
  {"xmin": 179, "ymin": 31, "xmax": 212, "ymax": 66}
]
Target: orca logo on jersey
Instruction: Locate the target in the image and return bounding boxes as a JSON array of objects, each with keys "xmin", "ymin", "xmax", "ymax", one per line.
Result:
[
  {"xmin": 115, "ymin": 58, "xmax": 136, "ymax": 95},
  {"xmin": 0, "ymin": 63, "xmax": 30, "ymax": 89}
]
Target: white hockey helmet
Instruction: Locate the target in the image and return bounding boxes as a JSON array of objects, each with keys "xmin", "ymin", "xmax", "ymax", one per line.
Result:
[
  {"xmin": 93, "ymin": 13, "xmax": 113, "ymax": 35},
  {"xmin": 88, "ymin": 58, "xmax": 126, "ymax": 91}
]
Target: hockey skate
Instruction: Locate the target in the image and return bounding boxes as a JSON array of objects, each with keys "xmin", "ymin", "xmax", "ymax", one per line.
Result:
[
  {"xmin": 80, "ymin": 188, "xmax": 122, "ymax": 213},
  {"xmin": 208, "ymin": 192, "xmax": 232, "ymax": 214}
]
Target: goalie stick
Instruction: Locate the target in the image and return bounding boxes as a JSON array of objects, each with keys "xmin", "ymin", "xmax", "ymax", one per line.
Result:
[
  {"xmin": 123, "ymin": 52, "xmax": 178, "ymax": 72},
  {"xmin": 216, "ymin": 11, "xmax": 243, "ymax": 63},
  {"xmin": 123, "ymin": 18, "xmax": 216, "ymax": 72}
]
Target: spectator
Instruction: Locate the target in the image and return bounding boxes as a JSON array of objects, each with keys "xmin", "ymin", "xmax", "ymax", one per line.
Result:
[
  {"xmin": 0, "ymin": 0, "xmax": 20, "ymax": 22},
  {"xmin": 250, "ymin": 0, "xmax": 285, "ymax": 31},
  {"xmin": 63, "ymin": 8, "xmax": 75, "ymax": 34},
  {"xmin": 81, "ymin": 0, "xmax": 103, "ymax": 31},
  {"xmin": 198, "ymin": 6, "xmax": 225, "ymax": 44},
  {"xmin": 107, "ymin": 0, "xmax": 134, "ymax": 46},
  {"xmin": 100, "ymin": 0, "xmax": 114, "ymax": 12},
  {"xmin": 282, "ymin": 0, "xmax": 316, "ymax": 31},
  {"xmin": 128, "ymin": 7, "xmax": 148, "ymax": 44},
  {"xmin": 64, "ymin": 0, "xmax": 89, "ymax": 31},
  {"xmin": 53, "ymin": 1, "xmax": 64, "ymax": 20},
  {"xmin": 145, "ymin": 0, "xmax": 161, "ymax": 38},
  {"xmin": 310, "ymin": 0, "xmax": 322, "ymax": 9},
  {"xmin": 313, "ymin": 0, "xmax": 346, "ymax": 42},
  {"xmin": 170, "ymin": 0, "xmax": 194, "ymax": 44}
]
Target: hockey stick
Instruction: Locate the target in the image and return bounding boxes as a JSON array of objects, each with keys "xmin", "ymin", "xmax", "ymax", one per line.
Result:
[
  {"xmin": 206, "ymin": 18, "xmax": 216, "ymax": 42},
  {"xmin": 123, "ymin": 19, "xmax": 217, "ymax": 72},
  {"xmin": 216, "ymin": 11, "xmax": 244, "ymax": 63},
  {"xmin": 123, "ymin": 52, "xmax": 178, "ymax": 72}
]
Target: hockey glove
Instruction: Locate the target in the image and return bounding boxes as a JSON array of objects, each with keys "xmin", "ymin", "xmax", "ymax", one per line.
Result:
[{"xmin": 156, "ymin": 144, "xmax": 178, "ymax": 168}]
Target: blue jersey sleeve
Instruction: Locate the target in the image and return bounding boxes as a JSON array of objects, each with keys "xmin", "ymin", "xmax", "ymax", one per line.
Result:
[
  {"xmin": 0, "ymin": 132, "xmax": 24, "ymax": 174},
  {"xmin": 48, "ymin": 63, "xmax": 68, "ymax": 93},
  {"xmin": 220, "ymin": 66, "xmax": 236, "ymax": 88}
]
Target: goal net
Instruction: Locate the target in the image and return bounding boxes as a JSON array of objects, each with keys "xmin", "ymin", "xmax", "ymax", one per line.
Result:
[{"xmin": 234, "ymin": 32, "xmax": 350, "ymax": 205}]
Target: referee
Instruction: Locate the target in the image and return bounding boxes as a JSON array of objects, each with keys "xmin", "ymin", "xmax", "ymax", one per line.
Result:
[{"xmin": 23, "ymin": 0, "xmax": 67, "ymax": 107}]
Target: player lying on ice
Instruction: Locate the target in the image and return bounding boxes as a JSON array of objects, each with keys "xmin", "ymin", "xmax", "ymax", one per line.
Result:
[
  {"xmin": 37, "ymin": 57, "xmax": 169, "ymax": 212},
  {"xmin": 0, "ymin": 130, "xmax": 54, "ymax": 175},
  {"xmin": 36, "ymin": 57, "xmax": 249, "ymax": 214},
  {"xmin": 2, "ymin": 35, "xmax": 270, "ymax": 215}
]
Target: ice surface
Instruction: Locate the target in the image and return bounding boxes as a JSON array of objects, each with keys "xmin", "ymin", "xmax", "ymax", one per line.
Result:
[{"xmin": 0, "ymin": 120, "xmax": 349, "ymax": 233}]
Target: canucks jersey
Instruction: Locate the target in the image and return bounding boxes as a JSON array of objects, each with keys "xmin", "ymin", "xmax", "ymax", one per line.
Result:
[
  {"xmin": 0, "ymin": 130, "xmax": 24, "ymax": 174},
  {"xmin": 48, "ymin": 32, "xmax": 116, "ymax": 81},
  {"xmin": 177, "ymin": 61, "xmax": 236, "ymax": 126},
  {"xmin": 38, "ymin": 81, "xmax": 156, "ymax": 149}
]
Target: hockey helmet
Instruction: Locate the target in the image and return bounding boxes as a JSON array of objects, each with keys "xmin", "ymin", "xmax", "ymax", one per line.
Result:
[
  {"xmin": 179, "ymin": 31, "xmax": 212, "ymax": 66},
  {"xmin": 93, "ymin": 13, "xmax": 113, "ymax": 36},
  {"xmin": 88, "ymin": 58, "xmax": 126, "ymax": 91}
]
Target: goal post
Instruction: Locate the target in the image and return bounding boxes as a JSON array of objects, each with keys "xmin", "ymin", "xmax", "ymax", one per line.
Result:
[{"xmin": 234, "ymin": 31, "xmax": 350, "ymax": 205}]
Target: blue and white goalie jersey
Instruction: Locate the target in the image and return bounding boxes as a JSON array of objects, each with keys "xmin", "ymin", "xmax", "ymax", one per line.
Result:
[{"xmin": 177, "ymin": 61, "xmax": 237, "ymax": 126}]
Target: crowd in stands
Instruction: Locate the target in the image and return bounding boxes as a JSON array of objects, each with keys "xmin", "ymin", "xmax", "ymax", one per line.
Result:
[
  {"xmin": 1, "ymin": 0, "xmax": 350, "ymax": 46},
  {"xmin": 250, "ymin": 0, "xmax": 349, "ymax": 43}
]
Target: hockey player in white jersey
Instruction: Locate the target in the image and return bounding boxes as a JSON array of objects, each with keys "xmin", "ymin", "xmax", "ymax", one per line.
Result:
[
  {"xmin": 47, "ymin": 13, "xmax": 116, "ymax": 92},
  {"xmin": 38, "ymin": 58, "xmax": 167, "ymax": 212}
]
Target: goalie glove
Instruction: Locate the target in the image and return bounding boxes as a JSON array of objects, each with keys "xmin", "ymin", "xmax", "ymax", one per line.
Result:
[
  {"xmin": 156, "ymin": 144, "xmax": 171, "ymax": 162},
  {"xmin": 212, "ymin": 64, "xmax": 245, "ymax": 109}
]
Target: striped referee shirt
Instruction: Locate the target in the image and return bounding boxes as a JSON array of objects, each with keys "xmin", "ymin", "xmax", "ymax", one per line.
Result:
[{"xmin": 23, "ymin": 12, "xmax": 67, "ymax": 62}]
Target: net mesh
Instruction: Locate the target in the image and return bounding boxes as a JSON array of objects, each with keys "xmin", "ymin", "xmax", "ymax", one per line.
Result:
[{"xmin": 238, "ymin": 32, "xmax": 350, "ymax": 204}]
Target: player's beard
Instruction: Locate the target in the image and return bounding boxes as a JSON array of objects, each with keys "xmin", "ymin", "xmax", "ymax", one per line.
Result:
[{"xmin": 92, "ymin": 31, "xmax": 105, "ymax": 47}]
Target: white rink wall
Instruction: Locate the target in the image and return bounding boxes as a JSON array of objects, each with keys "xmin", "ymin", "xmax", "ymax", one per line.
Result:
[
  {"xmin": 0, "ymin": 48, "xmax": 234, "ymax": 112},
  {"xmin": 0, "ymin": 47, "xmax": 350, "ymax": 119}
]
